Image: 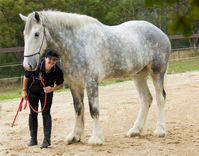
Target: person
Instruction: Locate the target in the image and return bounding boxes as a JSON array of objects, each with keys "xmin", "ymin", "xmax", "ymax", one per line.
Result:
[{"xmin": 22, "ymin": 49, "xmax": 64, "ymax": 148}]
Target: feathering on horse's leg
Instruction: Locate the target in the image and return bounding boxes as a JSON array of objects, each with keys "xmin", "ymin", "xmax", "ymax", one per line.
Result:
[
  {"xmin": 86, "ymin": 81, "xmax": 104, "ymax": 145},
  {"xmin": 127, "ymin": 68, "xmax": 152, "ymax": 137},
  {"xmin": 150, "ymin": 72, "xmax": 166, "ymax": 137},
  {"xmin": 66, "ymin": 87, "xmax": 85, "ymax": 144}
]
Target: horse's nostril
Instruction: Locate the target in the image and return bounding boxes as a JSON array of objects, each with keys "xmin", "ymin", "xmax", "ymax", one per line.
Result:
[{"xmin": 29, "ymin": 64, "xmax": 32, "ymax": 69}]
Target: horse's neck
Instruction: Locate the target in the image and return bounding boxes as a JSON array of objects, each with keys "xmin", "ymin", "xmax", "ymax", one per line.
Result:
[
  {"xmin": 47, "ymin": 27, "xmax": 74, "ymax": 69},
  {"xmin": 46, "ymin": 25, "xmax": 74, "ymax": 56}
]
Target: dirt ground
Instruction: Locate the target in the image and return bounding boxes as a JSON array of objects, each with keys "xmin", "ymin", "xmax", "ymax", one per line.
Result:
[{"xmin": 0, "ymin": 71, "xmax": 199, "ymax": 156}]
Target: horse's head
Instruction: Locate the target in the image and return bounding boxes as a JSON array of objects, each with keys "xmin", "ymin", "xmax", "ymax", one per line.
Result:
[{"xmin": 19, "ymin": 12, "xmax": 47, "ymax": 71}]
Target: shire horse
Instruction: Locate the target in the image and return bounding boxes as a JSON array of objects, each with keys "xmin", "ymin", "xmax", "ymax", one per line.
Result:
[{"xmin": 19, "ymin": 10, "xmax": 171, "ymax": 145}]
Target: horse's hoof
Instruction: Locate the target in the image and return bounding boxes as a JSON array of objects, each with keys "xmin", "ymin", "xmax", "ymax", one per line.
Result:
[
  {"xmin": 66, "ymin": 137, "xmax": 80, "ymax": 145},
  {"xmin": 66, "ymin": 133, "xmax": 80, "ymax": 145},
  {"xmin": 88, "ymin": 135, "xmax": 104, "ymax": 145},
  {"xmin": 154, "ymin": 126, "xmax": 166, "ymax": 137},
  {"xmin": 127, "ymin": 127, "xmax": 141, "ymax": 137}
]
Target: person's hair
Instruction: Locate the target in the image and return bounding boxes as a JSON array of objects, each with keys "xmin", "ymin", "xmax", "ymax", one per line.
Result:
[{"xmin": 45, "ymin": 49, "xmax": 59, "ymax": 58}]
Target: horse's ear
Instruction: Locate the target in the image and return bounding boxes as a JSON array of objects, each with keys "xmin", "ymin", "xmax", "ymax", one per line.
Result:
[
  {"xmin": 19, "ymin": 13, "xmax": 27, "ymax": 22},
  {"xmin": 34, "ymin": 12, "xmax": 40, "ymax": 23}
]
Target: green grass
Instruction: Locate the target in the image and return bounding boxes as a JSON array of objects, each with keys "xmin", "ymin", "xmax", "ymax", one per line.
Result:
[
  {"xmin": 0, "ymin": 58, "xmax": 198, "ymax": 101},
  {"xmin": 168, "ymin": 58, "xmax": 199, "ymax": 74},
  {"xmin": 0, "ymin": 88, "xmax": 21, "ymax": 101},
  {"xmin": 0, "ymin": 88, "xmax": 67, "ymax": 102}
]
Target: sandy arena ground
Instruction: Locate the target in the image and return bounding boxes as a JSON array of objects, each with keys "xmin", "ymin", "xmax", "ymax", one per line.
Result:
[{"xmin": 0, "ymin": 71, "xmax": 199, "ymax": 156}]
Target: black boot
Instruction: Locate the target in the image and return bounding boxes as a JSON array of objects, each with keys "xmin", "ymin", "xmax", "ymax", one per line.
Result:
[
  {"xmin": 40, "ymin": 114, "xmax": 52, "ymax": 148},
  {"xmin": 28, "ymin": 114, "xmax": 38, "ymax": 146},
  {"xmin": 41, "ymin": 138, "xmax": 51, "ymax": 148},
  {"xmin": 28, "ymin": 138, "xmax": 38, "ymax": 146}
]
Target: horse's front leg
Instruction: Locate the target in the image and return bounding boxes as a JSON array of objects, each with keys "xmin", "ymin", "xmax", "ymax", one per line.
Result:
[
  {"xmin": 86, "ymin": 80, "xmax": 104, "ymax": 145},
  {"xmin": 66, "ymin": 86, "xmax": 85, "ymax": 144}
]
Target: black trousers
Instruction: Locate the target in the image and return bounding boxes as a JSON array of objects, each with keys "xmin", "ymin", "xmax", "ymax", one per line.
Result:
[{"xmin": 28, "ymin": 93, "xmax": 53, "ymax": 141}]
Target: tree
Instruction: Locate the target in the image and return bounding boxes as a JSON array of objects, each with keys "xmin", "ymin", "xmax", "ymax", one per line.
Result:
[{"xmin": 145, "ymin": 0, "xmax": 199, "ymax": 36}]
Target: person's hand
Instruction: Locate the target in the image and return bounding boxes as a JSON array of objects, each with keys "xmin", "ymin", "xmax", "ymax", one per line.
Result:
[
  {"xmin": 43, "ymin": 86, "xmax": 54, "ymax": 93},
  {"xmin": 22, "ymin": 90, "xmax": 27, "ymax": 99}
]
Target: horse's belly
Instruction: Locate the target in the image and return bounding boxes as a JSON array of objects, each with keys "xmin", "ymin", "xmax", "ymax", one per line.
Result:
[{"xmin": 102, "ymin": 62, "xmax": 144, "ymax": 80}]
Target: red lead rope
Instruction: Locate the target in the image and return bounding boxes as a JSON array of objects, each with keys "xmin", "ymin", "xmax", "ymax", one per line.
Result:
[{"xmin": 11, "ymin": 78, "xmax": 47, "ymax": 127}]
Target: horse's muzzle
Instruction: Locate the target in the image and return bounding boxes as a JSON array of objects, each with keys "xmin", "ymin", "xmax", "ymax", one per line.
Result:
[{"xmin": 23, "ymin": 62, "xmax": 38, "ymax": 71}]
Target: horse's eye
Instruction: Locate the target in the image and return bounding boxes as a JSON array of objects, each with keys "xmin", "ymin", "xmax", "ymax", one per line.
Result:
[{"xmin": 35, "ymin": 32, "xmax": 39, "ymax": 37}]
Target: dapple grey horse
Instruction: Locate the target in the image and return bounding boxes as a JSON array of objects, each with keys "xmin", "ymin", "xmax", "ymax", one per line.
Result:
[{"xmin": 19, "ymin": 10, "xmax": 171, "ymax": 145}]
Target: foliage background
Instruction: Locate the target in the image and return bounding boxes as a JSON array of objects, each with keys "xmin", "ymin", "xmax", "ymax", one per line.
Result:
[{"xmin": 0, "ymin": 0, "xmax": 199, "ymax": 48}]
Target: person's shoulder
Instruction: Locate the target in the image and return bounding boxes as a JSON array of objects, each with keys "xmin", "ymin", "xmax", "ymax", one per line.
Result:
[{"xmin": 55, "ymin": 64, "xmax": 63, "ymax": 73}]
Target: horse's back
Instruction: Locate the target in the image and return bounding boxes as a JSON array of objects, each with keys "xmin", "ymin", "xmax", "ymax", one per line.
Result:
[
  {"xmin": 118, "ymin": 20, "xmax": 171, "ymax": 73},
  {"xmin": 104, "ymin": 20, "xmax": 171, "ymax": 61},
  {"xmin": 112, "ymin": 20, "xmax": 170, "ymax": 48},
  {"xmin": 98, "ymin": 20, "xmax": 171, "ymax": 79}
]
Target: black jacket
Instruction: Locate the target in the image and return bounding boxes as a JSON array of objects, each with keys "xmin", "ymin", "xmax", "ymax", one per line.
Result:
[{"xmin": 25, "ymin": 59, "xmax": 64, "ymax": 97}]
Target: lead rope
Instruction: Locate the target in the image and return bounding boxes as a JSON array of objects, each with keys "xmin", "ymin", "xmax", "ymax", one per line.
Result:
[{"xmin": 11, "ymin": 77, "xmax": 47, "ymax": 127}]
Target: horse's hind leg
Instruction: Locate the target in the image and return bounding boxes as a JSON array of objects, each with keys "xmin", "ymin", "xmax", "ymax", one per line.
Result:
[
  {"xmin": 66, "ymin": 86, "xmax": 85, "ymax": 144},
  {"xmin": 127, "ymin": 67, "xmax": 153, "ymax": 137},
  {"xmin": 86, "ymin": 80, "xmax": 104, "ymax": 145},
  {"xmin": 150, "ymin": 72, "xmax": 166, "ymax": 137}
]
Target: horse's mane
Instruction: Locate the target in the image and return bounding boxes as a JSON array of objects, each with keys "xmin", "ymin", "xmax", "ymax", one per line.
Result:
[{"xmin": 40, "ymin": 10, "xmax": 100, "ymax": 29}]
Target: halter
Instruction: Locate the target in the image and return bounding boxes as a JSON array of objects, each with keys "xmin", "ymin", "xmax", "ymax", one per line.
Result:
[{"xmin": 24, "ymin": 24, "xmax": 46, "ymax": 58}]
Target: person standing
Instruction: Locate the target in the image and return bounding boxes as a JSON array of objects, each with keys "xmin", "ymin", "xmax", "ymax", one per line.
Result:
[{"xmin": 22, "ymin": 50, "xmax": 64, "ymax": 148}]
